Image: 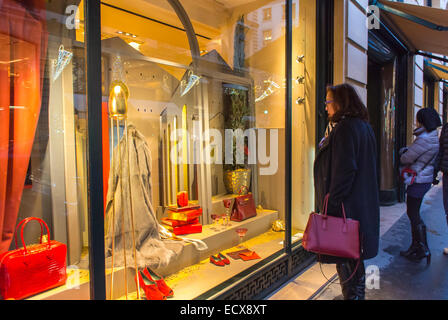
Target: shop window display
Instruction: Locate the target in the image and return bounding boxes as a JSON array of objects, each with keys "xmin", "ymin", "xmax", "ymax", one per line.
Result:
[
  {"xmin": 97, "ymin": 0, "xmax": 291, "ymax": 300},
  {"xmin": 0, "ymin": 0, "xmax": 316, "ymax": 300}
]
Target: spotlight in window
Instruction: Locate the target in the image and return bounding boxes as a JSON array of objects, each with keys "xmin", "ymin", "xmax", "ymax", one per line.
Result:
[
  {"xmin": 296, "ymin": 97, "xmax": 305, "ymax": 104},
  {"xmin": 264, "ymin": 110, "xmax": 268, "ymax": 114},
  {"xmin": 128, "ymin": 42, "xmax": 141, "ymax": 51},
  {"xmin": 295, "ymin": 76, "xmax": 305, "ymax": 84}
]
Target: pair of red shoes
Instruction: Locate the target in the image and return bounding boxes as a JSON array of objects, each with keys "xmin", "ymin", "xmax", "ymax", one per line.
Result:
[
  {"xmin": 210, "ymin": 253, "xmax": 230, "ymax": 266},
  {"xmin": 135, "ymin": 267, "xmax": 174, "ymax": 300}
]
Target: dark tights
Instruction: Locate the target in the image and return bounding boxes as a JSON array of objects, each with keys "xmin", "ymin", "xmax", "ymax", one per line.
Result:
[{"xmin": 406, "ymin": 195, "xmax": 424, "ymax": 228}]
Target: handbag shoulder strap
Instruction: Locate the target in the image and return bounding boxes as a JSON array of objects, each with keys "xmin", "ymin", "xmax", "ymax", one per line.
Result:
[{"xmin": 419, "ymin": 150, "xmax": 438, "ymax": 173}]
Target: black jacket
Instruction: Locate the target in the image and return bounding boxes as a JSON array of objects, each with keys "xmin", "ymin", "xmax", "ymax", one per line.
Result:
[
  {"xmin": 436, "ymin": 123, "xmax": 448, "ymax": 173},
  {"xmin": 313, "ymin": 117, "xmax": 380, "ymax": 260}
]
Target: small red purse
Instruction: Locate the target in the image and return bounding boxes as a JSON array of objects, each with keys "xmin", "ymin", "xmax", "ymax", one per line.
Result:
[
  {"xmin": 302, "ymin": 194, "xmax": 360, "ymax": 259},
  {"xmin": 0, "ymin": 217, "xmax": 67, "ymax": 300},
  {"xmin": 177, "ymin": 191, "xmax": 189, "ymax": 207},
  {"xmin": 230, "ymin": 186, "xmax": 257, "ymax": 222}
]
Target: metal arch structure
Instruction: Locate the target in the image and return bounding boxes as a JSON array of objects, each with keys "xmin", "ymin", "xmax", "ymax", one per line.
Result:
[{"xmin": 166, "ymin": 0, "xmax": 201, "ymax": 70}]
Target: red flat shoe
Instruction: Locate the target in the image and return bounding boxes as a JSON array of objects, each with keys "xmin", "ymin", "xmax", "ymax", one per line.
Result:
[
  {"xmin": 218, "ymin": 253, "xmax": 230, "ymax": 265},
  {"xmin": 135, "ymin": 270, "xmax": 166, "ymax": 300},
  {"xmin": 143, "ymin": 267, "xmax": 174, "ymax": 298},
  {"xmin": 210, "ymin": 255, "xmax": 225, "ymax": 266}
]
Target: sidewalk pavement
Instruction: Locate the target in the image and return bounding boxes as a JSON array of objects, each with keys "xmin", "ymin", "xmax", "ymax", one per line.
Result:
[{"xmin": 267, "ymin": 182, "xmax": 448, "ymax": 300}]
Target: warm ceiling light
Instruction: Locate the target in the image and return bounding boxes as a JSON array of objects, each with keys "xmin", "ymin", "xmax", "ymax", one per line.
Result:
[{"xmin": 128, "ymin": 42, "xmax": 141, "ymax": 51}]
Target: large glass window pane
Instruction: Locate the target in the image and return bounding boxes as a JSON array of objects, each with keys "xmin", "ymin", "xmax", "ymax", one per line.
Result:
[
  {"xmin": 291, "ymin": 0, "xmax": 316, "ymax": 245},
  {"xmin": 0, "ymin": 0, "xmax": 90, "ymax": 299},
  {"xmin": 179, "ymin": 0, "xmax": 287, "ymax": 298},
  {"xmin": 99, "ymin": 0, "xmax": 314, "ymax": 300},
  {"xmin": 101, "ymin": 0, "xmax": 197, "ymax": 300}
]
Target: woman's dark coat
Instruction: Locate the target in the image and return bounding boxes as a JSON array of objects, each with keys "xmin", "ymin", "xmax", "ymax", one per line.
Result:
[
  {"xmin": 436, "ymin": 123, "xmax": 448, "ymax": 173},
  {"xmin": 313, "ymin": 117, "xmax": 380, "ymax": 260}
]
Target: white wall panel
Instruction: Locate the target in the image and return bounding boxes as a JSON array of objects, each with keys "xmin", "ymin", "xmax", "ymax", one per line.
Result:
[
  {"xmin": 347, "ymin": 43, "xmax": 368, "ymax": 84},
  {"xmin": 347, "ymin": 1, "xmax": 368, "ymax": 50},
  {"xmin": 415, "ymin": 86, "xmax": 423, "ymax": 107},
  {"xmin": 414, "ymin": 66, "xmax": 423, "ymax": 89}
]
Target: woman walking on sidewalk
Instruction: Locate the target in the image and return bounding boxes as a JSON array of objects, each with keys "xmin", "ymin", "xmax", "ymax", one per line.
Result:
[
  {"xmin": 399, "ymin": 108, "xmax": 441, "ymax": 264},
  {"xmin": 314, "ymin": 84, "xmax": 380, "ymax": 300}
]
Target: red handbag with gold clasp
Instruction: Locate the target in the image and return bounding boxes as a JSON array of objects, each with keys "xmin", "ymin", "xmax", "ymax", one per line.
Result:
[
  {"xmin": 230, "ymin": 186, "xmax": 257, "ymax": 222},
  {"xmin": 0, "ymin": 217, "xmax": 67, "ymax": 300}
]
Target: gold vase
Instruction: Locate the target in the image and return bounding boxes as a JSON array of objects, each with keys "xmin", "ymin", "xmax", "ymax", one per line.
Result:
[{"xmin": 224, "ymin": 168, "xmax": 251, "ymax": 195}]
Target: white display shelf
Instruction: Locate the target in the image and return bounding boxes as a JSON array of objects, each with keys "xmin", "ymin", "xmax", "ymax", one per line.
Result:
[{"xmin": 27, "ymin": 209, "xmax": 279, "ymax": 300}]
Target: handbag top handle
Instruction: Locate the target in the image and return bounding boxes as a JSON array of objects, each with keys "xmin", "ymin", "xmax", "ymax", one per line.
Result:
[
  {"xmin": 14, "ymin": 217, "xmax": 44, "ymax": 249},
  {"xmin": 14, "ymin": 217, "xmax": 51, "ymax": 253},
  {"xmin": 322, "ymin": 194, "xmax": 348, "ymax": 230}
]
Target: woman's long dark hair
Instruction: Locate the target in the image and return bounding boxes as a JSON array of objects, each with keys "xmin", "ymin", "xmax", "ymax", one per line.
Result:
[{"xmin": 327, "ymin": 83, "xmax": 369, "ymax": 122}]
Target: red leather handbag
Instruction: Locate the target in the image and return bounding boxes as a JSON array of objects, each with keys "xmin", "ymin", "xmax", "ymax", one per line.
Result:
[
  {"xmin": 302, "ymin": 194, "xmax": 360, "ymax": 259},
  {"xmin": 230, "ymin": 187, "xmax": 257, "ymax": 222},
  {"xmin": 0, "ymin": 217, "xmax": 67, "ymax": 300}
]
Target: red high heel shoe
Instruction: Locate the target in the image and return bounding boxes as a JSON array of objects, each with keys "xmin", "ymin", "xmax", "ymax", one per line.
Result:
[
  {"xmin": 218, "ymin": 253, "xmax": 230, "ymax": 265},
  {"xmin": 135, "ymin": 270, "xmax": 166, "ymax": 300},
  {"xmin": 143, "ymin": 267, "xmax": 174, "ymax": 298}
]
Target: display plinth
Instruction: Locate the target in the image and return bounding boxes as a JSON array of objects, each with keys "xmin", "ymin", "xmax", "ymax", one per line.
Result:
[{"xmin": 155, "ymin": 209, "xmax": 278, "ymax": 276}]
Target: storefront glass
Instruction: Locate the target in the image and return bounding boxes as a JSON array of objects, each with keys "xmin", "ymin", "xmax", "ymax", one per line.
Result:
[
  {"xmin": 290, "ymin": 0, "xmax": 316, "ymax": 244},
  {"xmin": 0, "ymin": 0, "xmax": 318, "ymax": 301},
  {"xmin": 99, "ymin": 0, "xmax": 294, "ymax": 300},
  {"xmin": 0, "ymin": 0, "xmax": 90, "ymax": 299}
]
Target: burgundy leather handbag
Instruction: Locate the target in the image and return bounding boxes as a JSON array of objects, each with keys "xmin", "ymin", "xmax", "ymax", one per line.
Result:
[
  {"xmin": 0, "ymin": 217, "xmax": 67, "ymax": 300},
  {"xmin": 230, "ymin": 187, "xmax": 257, "ymax": 222},
  {"xmin": 303, "ymin": 194, "xmax": 360, "ymax": 259}
]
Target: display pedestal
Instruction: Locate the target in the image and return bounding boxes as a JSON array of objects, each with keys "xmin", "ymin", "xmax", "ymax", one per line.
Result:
[{"xmin": 156, "ymin": 209, "xmax": 279, "ymax": 276}]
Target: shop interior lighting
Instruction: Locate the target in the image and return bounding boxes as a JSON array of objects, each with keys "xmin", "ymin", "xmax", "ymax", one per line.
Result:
[
  {"xmin": 295, "ymin": 76, "xmax": 305, "ymax": 84},
  {"xmin": 128, "ymin": 42, "xmax": 141, "ymax": 51},
  {"xmin": 296, "ymin": 97, "xmax": 305, "ymax": 104},
  {"xmin": 0, "ymin": 58, "xmax": 28, "ymax": 64},
  {"xmin": 117, "ymin": 30, "xmax": 138, "ymax": 38}
]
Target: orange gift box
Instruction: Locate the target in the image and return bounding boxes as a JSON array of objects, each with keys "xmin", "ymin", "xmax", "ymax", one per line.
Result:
[
  {"xmin": 161, "ymin": 217, "xmax": 199, "ymax": 228},
  {"xmin": 167, "ymin": 208, "xmax": 202, "ymax": 222},
  {"xmin": 166, "ymin": 223, "xmax": 202, "ymax": 236},
  {"xmin": 166, "ymin": 205, "xmax": 200, "ymax": 212}
]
